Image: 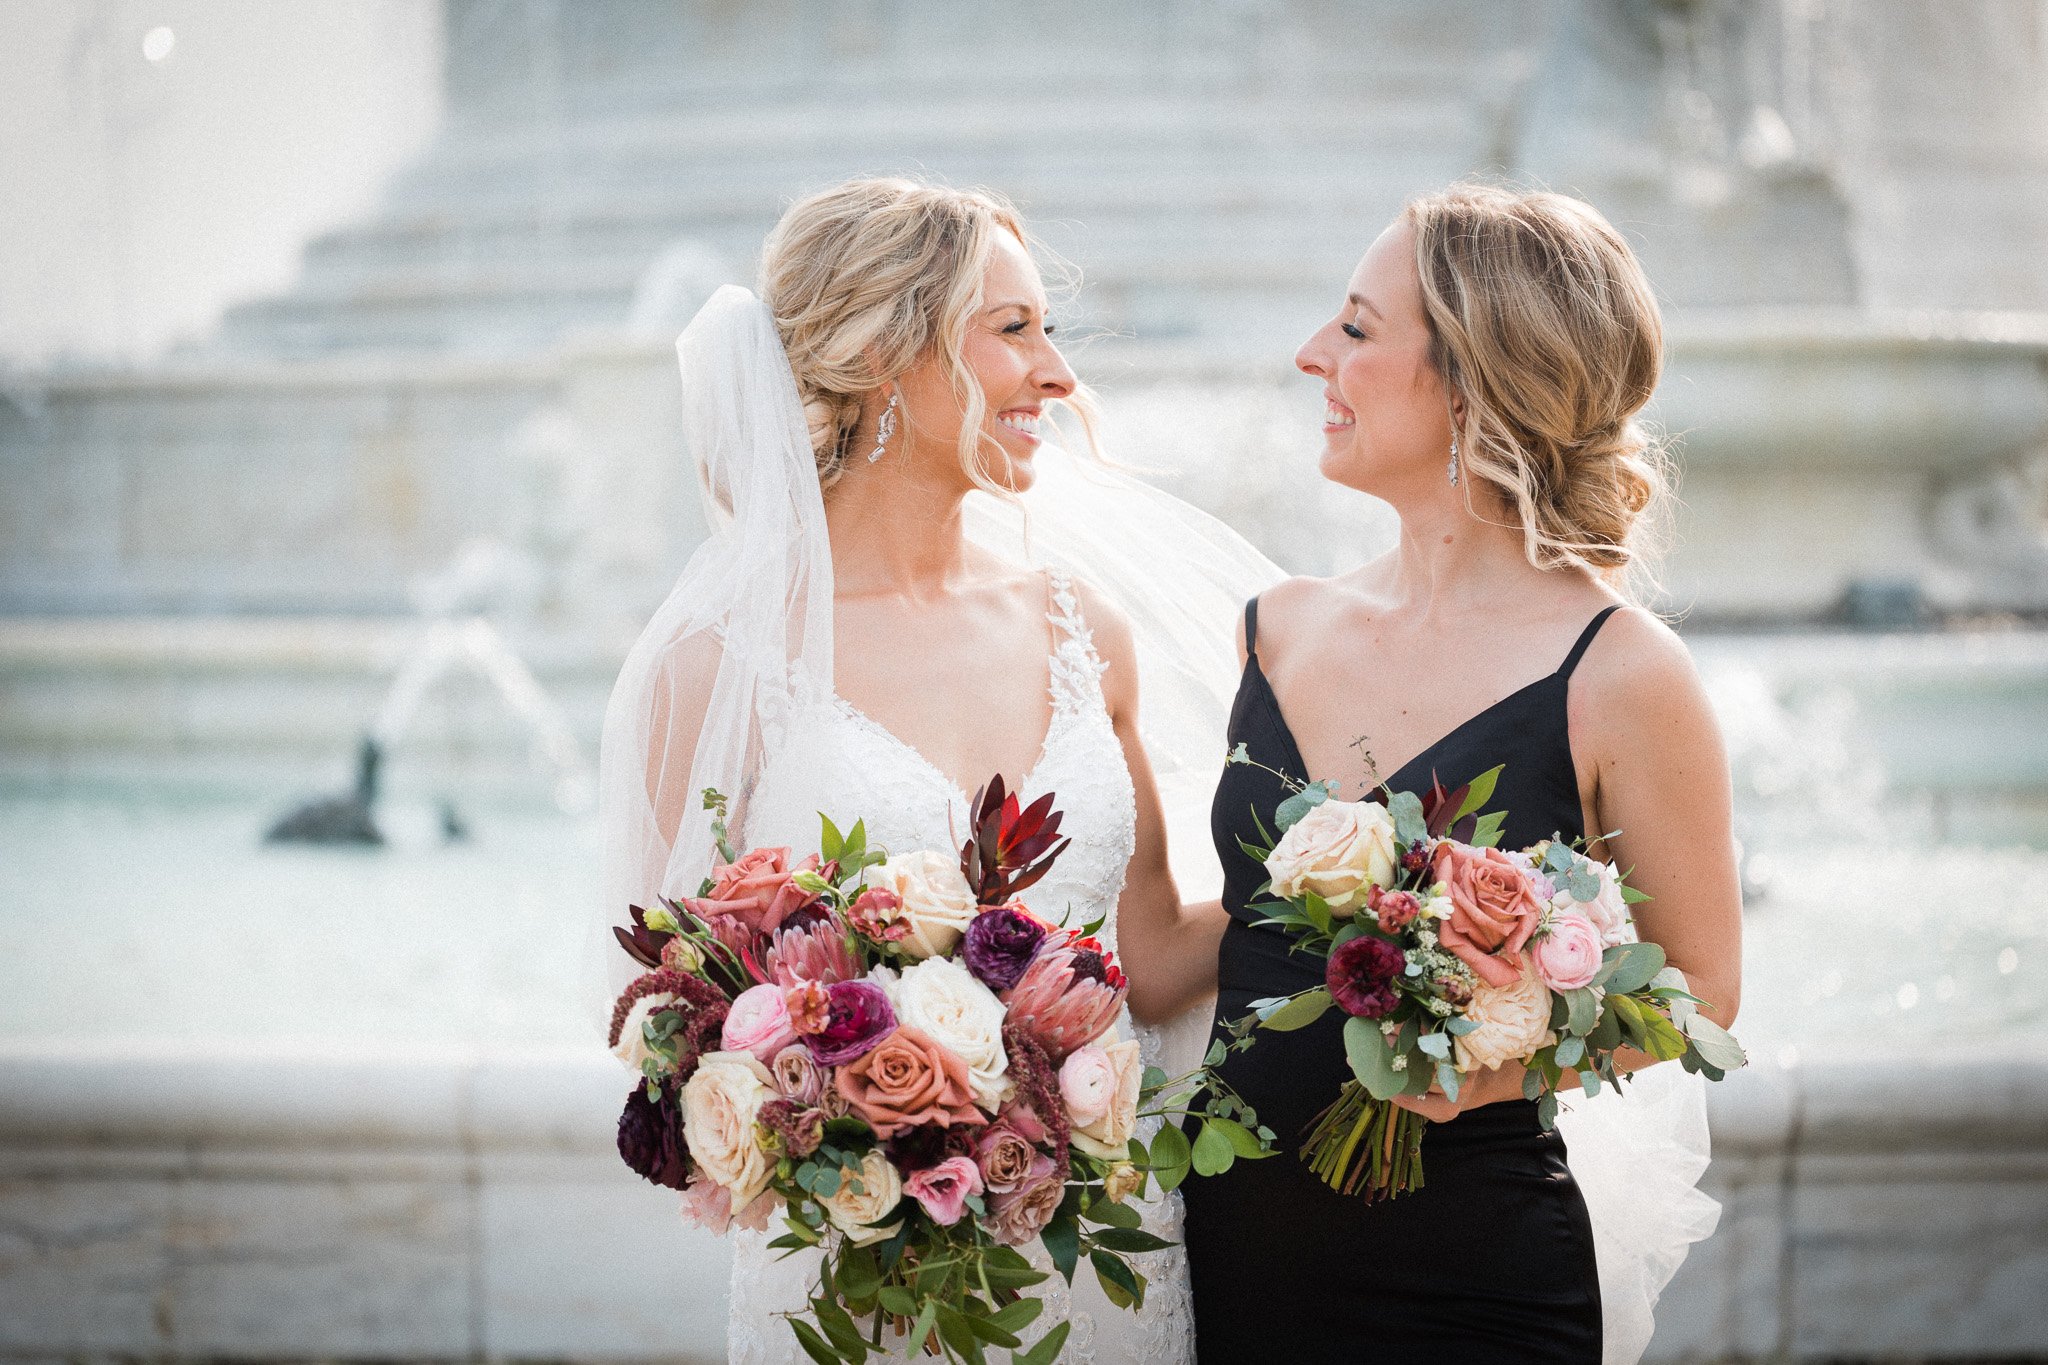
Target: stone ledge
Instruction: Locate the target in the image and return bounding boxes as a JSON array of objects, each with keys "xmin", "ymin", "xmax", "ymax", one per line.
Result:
[{"xmin": 1, "ymin": 1046, "xmax": 2045, "ymax": 1360}]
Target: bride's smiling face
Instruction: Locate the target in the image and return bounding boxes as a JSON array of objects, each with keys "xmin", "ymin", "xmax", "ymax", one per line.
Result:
[
  {"xmin": 893, "ymin": 231, "xmax": 1075, "ymax": 493},
  {"xmin": 1296, "ymin": 217, "xmax": 1457, "ymax": 499}
]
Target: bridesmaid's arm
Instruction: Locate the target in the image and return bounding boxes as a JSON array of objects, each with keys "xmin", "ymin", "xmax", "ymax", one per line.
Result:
[
  {"xmin": 1078, "ymin": 581, "xmax": 1229, "ymax": 1024},
  {"xmin": 1577, "ymin": 609, "xmax": 1744, "ymax": 1037},
  {"xmin": 1395, "ymin": 608, "xmax": 1744, "ymax": 1120}
]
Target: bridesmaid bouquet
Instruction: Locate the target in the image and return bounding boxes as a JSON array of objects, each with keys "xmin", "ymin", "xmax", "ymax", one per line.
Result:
[
  {"xmin": 1220, "ymin": 749, "xmax": 1746, "ymax": 1202},
  {"xmin": 608, "ymin": 777, "xmax": 1265, "ymax": 1364}
]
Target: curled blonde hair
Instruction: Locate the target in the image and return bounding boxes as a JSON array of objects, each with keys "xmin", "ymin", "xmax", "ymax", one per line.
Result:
[
  {"xmin": 759, "ymin": 176, "xmax": 1097, "ymax": 491},
  {"xmin": 1407, "ymin": 184, "xmax": 1674, "ymax": 597}
]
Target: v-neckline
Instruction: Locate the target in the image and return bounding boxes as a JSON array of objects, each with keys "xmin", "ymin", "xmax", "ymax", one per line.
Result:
[
  {"xmin": 830, "ymin": 688, "xmax": 1067, "ymax": 806},
  {"xmin": 1248, "ymin": 654, "xmax": 1560, "ymax": 795}
]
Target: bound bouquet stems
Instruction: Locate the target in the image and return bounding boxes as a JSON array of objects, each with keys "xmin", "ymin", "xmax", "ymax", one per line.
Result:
[{"xmin": 1301, "ymin": 1082, "xmax": 1426, "ymax": 1199}]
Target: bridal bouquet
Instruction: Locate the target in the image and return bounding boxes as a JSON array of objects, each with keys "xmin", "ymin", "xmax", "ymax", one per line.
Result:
[
  {"xmin": 1220, "ymin": 750, "xmax": 1745, "ymax": 1202},
  {"xmin": 608, "ymin": 778, "xmax": 1266, "ymax": 1364}
]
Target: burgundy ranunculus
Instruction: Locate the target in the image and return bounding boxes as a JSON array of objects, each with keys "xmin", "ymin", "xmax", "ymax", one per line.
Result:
[
  {"xmin": 804, "ymin": 979, "xmax": 898, "ymax": 1066},
  {"xmin": 616, "ymin": 1084, "xmax": 691, "ymax": 1190},
  {"xmin": 962, "ymin": 905, "xmax": 1049, "ymax": 992},
  {"xmin": 1326, "ymin": 935, "xmax": 1407, "ymax": 1019}
]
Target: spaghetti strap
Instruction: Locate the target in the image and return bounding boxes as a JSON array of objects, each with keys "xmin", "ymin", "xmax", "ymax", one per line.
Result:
[
  {"xmin": 1557, "ymin": 604, "xmax": 1624, "ymax": 678},
  {"xmin": 1243, "ymin": 596, "xmax": 1261, "ymax": 657}
]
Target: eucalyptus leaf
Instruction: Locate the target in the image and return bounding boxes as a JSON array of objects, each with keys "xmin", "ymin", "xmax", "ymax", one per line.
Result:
[
  {"xmin": 1416, "ymin": 1031, "xmax": 1451, "ymax": 1060},
  {"xmin": 1274, "ymin": 783, "xmax": 1330, "ymax": 833},
  {"xmin": 1681, "ymin": 1013, "xmax": 1748, "ymax": 1070},
  {"xmin": 1344, "ymin": 1016, "xmax": 1406, "ymax": 1101},
  {"xmin": 1444, "ymin": 1016, "xmax": 1479, "ymax": 1036},
  {"xmin": 1566, "ymin": 987, "xmax": 1599, "ymax": 1037},
  {"xmin": 1388, "ymin": 790, "xmax": 1428, "ymax": 847},
  {"xmin": 1603, "ymin": 941, "xmax": 1668, "ymax": 995},
  {"xmin": 1436, "ymin": 1061, "xmax": 1462, "ymax": 1102},
  {"xmin": 1555, "ymin": 1035, "xmax": 1586, "ymax": 1069}
]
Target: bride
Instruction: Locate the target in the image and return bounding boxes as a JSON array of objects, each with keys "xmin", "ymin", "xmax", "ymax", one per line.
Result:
[{"xmin": 596, "ymin": 177, "xmax": 1267, "ymax": 1363}]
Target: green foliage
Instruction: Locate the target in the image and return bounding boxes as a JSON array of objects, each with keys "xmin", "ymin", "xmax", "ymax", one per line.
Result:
[
  {"xmin": 1343, "ymin": 1015, "xmax": 1407, "ymax": 1102},
  {"xmin": 1148, "ymin": 1123, "xmax": 1192, "ymax": 1193},
  {"xmin": 1452, "ymin": 765, "xmax": 1504, "ymax": 823},
  {"xmin": 1191, "ymin": 1120, "xmax": 1235, "ymax": 1177},
  {"xmin": 1599, "ymin": 941, "xmax": 1668, "ymax": 995},
  {"xmin": 1274, "ymin": 780, "xmax": 1334, "ymax": 832},
  {"xmin": 1388, "ymin": 789, "xmax": 1428, "ymax": 848},
  {"xmin": 1257, "ymin": 987, "xmax": 1333, "ymax": 1032}
]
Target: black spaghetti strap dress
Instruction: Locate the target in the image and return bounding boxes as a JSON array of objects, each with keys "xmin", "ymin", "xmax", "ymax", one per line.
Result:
[{"xmin": 1180, "ymin": 599, "xmax": 1620, "ymax": 1363}]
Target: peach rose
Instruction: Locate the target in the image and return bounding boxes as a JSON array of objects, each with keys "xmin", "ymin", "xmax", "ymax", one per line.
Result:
[
  {"xmin": 1433, "ymin": 843, "xmax": 1545, "ymax": 988},
  {"xmin": 680, "ymin": 847, "xmax": 822, "ymax": 935},
  {"xmin": 1453, "ymin": 965, "xmax": 1556, "ymax": 1072},
  {"xmin": 833, "ymin": 1026, "xmax": 984, "ymax": 1137},
  {"xmin": 1264, "ymin": 799, "xmax": 1399, "ymax": 916}
]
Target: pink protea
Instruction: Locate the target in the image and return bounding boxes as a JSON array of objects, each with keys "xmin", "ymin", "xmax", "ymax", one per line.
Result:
[
  {"xmin": 1001, "ymin": 932, "xmax": 1127, "ymax": 1061},
  {"xmin": 763, "ymin": 908, "xmax": 862, "ymax": 986}
]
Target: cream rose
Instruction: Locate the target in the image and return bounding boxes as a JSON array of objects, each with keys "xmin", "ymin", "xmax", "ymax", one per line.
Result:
[
  {"xmin": 888, "ymin": 955, "xmax": 1011, "ymax": 1112},
  {"xmin": 1452, "ymin": 965, "xmax": 1557, "ymax": 1073},
  {"xmin": 1066, "ymin": 1033, "xmax": 1144, "ymax": 1160},
  {"xmin": 681, "ymin": 1050, "xmax": 776, "ymax": 1207},
  {"xmin": 819, "ymin": 1147, "xmax": 904, "ymax": 1246},
  {"xmin": 1264, "ymin": 799, "xmax": 1399, "ymax": 916},
  {"xmin": 610, "ymin": 992, "xmax": 676, "ymax": 1072},
  {"xmin": 868, "ymin": 851, "xmax": 979, "ymax": 960}
]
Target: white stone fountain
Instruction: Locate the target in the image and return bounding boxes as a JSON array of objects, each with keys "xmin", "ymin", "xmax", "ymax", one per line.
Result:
[{"xmin": 3, "ymin": 3, "xmax": 2048, "ymax": 1360}]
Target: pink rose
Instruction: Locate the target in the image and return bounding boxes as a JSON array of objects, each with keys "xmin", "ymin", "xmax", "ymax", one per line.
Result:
[
  {"xmin": 1059, "ymin": 1045, "xmax": 1116, "ymax": 1129},
  {"xmin": 1534, "ymin": 911, "xmax": 1603, "ymax": 992},
  {"xmin": 976, "ymin": 1112, "xmax": 1047, "ymax": 1194},
  {"xmin": 1433, "ymin": 843, "xmax": 1545, "ymax": 989},
  {"xmin": 721, "ymin": 983, "xmax": 800, "ymax": 1064},
  {"xmin": 681, "ymin": 847, "xmax": 824, "ymax": 935},
  {"xmin": 904, "ymin": 1155, "xmax": 985, "ymax": 1227}
]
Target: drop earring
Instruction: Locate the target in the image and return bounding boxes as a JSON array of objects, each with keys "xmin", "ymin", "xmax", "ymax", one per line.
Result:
[
  {"xmin": 1447, "ymin": 435, "xmax": 1460, "ymax": 487},
  {"xmin": 867, "ymin": 391, "xmax": 899, "ymax": 463}
]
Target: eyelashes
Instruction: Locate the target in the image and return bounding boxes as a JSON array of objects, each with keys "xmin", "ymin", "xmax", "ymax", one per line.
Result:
[
  {"xmin": 1341, "ymin": 323, "xmax": 1367, "ymax": 340},
  {"xmin": 1003, "ymin": 320, "xmax": 1056, "ymax": 337}
]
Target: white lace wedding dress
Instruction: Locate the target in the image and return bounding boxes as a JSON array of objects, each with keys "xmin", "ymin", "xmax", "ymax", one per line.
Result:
[{"xmin": 727, "ymin": 570, "xmax": 1196, "ymax": 1365}]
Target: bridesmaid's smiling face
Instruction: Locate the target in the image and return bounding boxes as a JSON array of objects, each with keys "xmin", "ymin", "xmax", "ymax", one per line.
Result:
[{"xmin": 1296, "ymin": 217, "xmax": 1458, "ymax": 500}]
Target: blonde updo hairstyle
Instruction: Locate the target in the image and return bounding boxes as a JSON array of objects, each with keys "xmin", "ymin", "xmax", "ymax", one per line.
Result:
[
  {"xmin": 1407, "ymin": 184, "xmax": 1673, "ymax": 597},
  {"xmin": 759, "ymin": 176, "xmax": 1097, "ymax": 491}
]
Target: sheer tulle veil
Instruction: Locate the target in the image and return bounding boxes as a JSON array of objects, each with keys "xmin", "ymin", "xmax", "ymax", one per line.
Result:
[{"xmin": 591, "ymin": 283, "xmax": 1717, "ymax": 1363}]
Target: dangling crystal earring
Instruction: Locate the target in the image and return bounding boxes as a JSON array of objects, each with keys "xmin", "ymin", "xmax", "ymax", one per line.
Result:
[
  {"xmin": 867, "ymin": 391, "xmax": 899, "ymax": 463},
  {"xmin": 1447, "ymin": 435, "xmax": 1460, "ymax": 487}
]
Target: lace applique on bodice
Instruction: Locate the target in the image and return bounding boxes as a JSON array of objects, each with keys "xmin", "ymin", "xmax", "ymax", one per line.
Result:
[{"xmin": 726, "ymin": 571, "xmax": 1192, "ymax": 1365}]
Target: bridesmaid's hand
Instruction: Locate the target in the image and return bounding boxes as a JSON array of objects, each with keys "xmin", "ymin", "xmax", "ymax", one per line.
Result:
[{"xmin": 1389, "ymin": 1061, "xmax": 1528, "ymax": 1122}]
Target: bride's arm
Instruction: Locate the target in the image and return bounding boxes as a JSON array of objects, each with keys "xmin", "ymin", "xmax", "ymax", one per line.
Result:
[{"xmin": 1077, "ymin": 582, "xmax": 1229, "ymax": 1024}]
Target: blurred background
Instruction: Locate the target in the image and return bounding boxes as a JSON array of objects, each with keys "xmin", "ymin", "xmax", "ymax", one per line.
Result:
[{"xmin": 3, "ymin": 1, "xmax": 2046, "ymax": 1360}]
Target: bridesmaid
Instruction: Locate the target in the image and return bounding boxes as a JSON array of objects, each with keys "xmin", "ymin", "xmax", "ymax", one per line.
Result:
[{"xmin": 1180, "ymin": 185, "xmax": 1743, "ymax": 1362}]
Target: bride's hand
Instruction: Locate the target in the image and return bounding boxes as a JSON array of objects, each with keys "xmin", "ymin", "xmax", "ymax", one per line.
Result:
[{"xmin": 1389, "ymin": 1061, "xmax": 1529, "ymax": 1122}]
